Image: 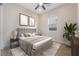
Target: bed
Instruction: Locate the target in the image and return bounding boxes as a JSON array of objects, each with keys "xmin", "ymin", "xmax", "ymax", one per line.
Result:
[{"xmin": 17, "ymin": 28, "xmax": 52, "ymax": 56}]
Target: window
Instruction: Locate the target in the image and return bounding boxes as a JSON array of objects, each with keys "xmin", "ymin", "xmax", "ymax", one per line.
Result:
[
  {"xmin": 19, "ymin": 13, "xmax": 35, "ymax": 27},
  {"xmin": 48, "ymin": 16, "xmax": 57, "ymax": 31},
  {"xmin": 19, "ymin": 14, "xmax": 28, "ymax": 26},
  {"xmin": 29, "ymin": 17, "xmax": 35, "ymax": 26}
]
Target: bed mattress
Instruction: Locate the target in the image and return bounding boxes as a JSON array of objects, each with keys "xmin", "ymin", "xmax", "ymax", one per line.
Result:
[
  {"xmin": 19, "ymin": 36, "xmax": 52, "ymax": 55},
  {"xmin": 19, "ymin": 36, "xmax": 52, "ymax": 49}
]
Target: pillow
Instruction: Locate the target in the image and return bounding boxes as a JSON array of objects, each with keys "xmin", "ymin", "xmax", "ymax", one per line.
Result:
[
  {"xmin": 29, "ymin": 33, "xmax": 38, "ymax": 36},
  {"xmin": 19, "ymin": 33, "xmax": 24, "ymax": 37},
  {"xmin": 32, "ymin": 33, "xmax": 39, "ymax": 35},
  {"xmin": 23, "ymin": 33, "xmax": 30, "ymax": 37},
  {"xmin": 29, "ymin": 33, "xmax": 35, "ymax": 36}
]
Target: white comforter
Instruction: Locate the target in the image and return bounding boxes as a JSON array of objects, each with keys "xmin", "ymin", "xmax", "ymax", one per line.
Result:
[
  {"xmin": 19, "ymin": 36, "xmax": 52, "ymax": 49},
  {"xmin": 19, "ymin": 36, "xmax": 52, "ymax": 55}
]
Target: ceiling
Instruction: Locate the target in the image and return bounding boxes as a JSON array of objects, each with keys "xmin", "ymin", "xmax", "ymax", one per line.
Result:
[{"xmin": 18, "ymin": 3, "xmax": 64, "ymax": 15}]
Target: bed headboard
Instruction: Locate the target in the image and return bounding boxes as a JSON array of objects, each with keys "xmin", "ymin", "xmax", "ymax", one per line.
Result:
[{"xmin": 16, "ymin": 28, "xmax": 36, "ymax": 37}]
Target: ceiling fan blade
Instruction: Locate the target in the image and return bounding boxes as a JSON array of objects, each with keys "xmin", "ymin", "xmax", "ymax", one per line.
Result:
[
  {"xmin": 43, "ymin": 3, "xmax": 51, "ymax": 4},
  {"xmin": 0, "ymin": 3, "xmax": 3, "ymax": 6},
  {"xmin": 42, "ymin": 5, "xmax": 46, "ymax": 10},
  {"xmin": 35, "ymin": 5, "xmax": 39, "ymax": 10}
]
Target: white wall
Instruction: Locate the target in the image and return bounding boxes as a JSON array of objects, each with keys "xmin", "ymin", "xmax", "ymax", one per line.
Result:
[
  {"xmin": 38, "ymin": 4, "xmax": 77, "ymax": 43},
  {"xmin": 0, "ymin": 4, "xmax": 1, "ymax": 49},
  {"xmin": 0, "ymin": 4, "xmax": 3, "ymax": 50},
  {"xmin": 77, "ymin": 4, "xmax": 79, "ymax": 29},
  {"xmin": 2, "ymin": 3, "xmax": 39, "ymax": 48}
]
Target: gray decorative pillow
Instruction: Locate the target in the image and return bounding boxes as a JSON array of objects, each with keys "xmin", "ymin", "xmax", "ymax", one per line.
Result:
[
  {"xmin": 19, "ymin": 33, "xmax": 24, "ymax": 37},
  {"xmin": 23, "ymin": 33, "xmax": 30, "ymax": 37}
]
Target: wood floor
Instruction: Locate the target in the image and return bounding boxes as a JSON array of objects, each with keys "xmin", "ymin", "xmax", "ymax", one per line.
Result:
[
  {"xmin": 56, "ymin": 45, "xmax": 71, "ymax": 56},
  {"xmin": 1, "ymin": 48, "xmax": 12, "ymax": 56},
  {"xmin": 1, "ymin": 44, "xmax": 71, "ymax": 56}
]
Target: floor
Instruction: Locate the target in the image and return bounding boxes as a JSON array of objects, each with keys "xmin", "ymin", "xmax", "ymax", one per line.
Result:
[
  {"xmin": 56, "ymin": 45, "xmax": 71, "ymax": 56},
  {"xmin": 1, "ymin": 42, "xmax": 71, "ymax": 56}
]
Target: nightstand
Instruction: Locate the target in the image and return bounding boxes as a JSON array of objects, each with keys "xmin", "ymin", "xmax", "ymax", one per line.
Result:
[{"xmin": 10, "ymin": 38, "xmax": 19, "ymax": 49}]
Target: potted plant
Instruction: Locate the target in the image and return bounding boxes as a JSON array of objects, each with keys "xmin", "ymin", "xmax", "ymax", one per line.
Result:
[{"xmin": 63, "ymin": 22, "xmax": 77, "ymax": 41}]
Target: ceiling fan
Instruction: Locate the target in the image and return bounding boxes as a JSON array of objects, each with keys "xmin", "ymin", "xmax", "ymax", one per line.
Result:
[
  {"xmin": 35, "ymin": 3, "xmax": 51, "ymax": 10},
  {"xmin": 0, "ymin": 3, "xmax": 3, "ymax": 6}
]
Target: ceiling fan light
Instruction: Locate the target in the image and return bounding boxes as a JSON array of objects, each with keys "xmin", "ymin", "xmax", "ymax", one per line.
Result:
[
  {"xmin": 38, "ymin": 8, "xmax": 42, "ymax": 11},
  {"xmin": 39, "ymin": 3, "xmax": 43, "ymax": 6}
]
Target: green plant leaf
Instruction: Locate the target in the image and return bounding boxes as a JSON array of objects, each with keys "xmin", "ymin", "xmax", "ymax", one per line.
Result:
[
  {"xmin": 73, "ymin": 23, "xmax": 77, "ymax": 28},
  {"xmin": 63, "ymin": 22, "xmax": 77, "ymax": 40}
]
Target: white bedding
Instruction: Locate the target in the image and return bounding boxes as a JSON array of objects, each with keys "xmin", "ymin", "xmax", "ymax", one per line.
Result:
[{"xmin": 19, "ymin": 36, "xmax": 52, "ymax": 49}]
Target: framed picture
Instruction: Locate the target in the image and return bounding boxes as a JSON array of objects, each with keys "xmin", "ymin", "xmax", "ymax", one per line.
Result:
[
  {"xmin": 19, "ymin": 13, "xmax": 28, "ymax": 26},
  {"xmin": 29, "ymin": 17, "xmax": 35, "ymax": 27}
]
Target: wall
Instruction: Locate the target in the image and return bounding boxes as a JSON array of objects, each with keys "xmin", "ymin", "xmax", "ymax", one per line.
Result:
[
  {"xmin": 0, "ymin": 4, "xmax": 3, "ymax": 50},
  {"xmin": 39, "ymin": 4, "xmax": 77, "ymax": 44},
  {"xmin": 0, "ymin": 4, "xmax": 1, "ymax": 49},
  {"xmin": 77, "ymin": 4, "xmax": 79, "ymax": 29},
  {"xmin": 2, "ymin": 3, "xmax": 39, "ymax": 48}
]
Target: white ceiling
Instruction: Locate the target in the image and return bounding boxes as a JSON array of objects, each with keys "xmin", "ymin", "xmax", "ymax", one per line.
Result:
[{"xmin": 18, "ymin": 3, "xmax": 64, "ymax": 14}]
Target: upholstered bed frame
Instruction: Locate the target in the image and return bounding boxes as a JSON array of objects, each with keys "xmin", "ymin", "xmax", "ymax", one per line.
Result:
[
  {"xmin": 16, "ymin": 28, "xmax": 36, "ymax": 37},
  {"xmin": 16, "ymin": 28, "xmax": 52, "ymax": 56}
]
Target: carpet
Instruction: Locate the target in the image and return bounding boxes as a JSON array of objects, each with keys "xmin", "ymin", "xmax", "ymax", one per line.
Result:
[
  {"xmin": 11, "ymin": 42, "xmax": 61, "ymax": 56},
  {"xmin": 1, "ymin": 42, "xmax": 71, "ymax": 56}
]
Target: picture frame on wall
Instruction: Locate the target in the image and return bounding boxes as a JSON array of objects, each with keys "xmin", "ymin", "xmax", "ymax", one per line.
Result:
[
  {"xmin": 19, "ymin": 13, "xmax": 28, "ymax": 26},
  {"xmin": 19, "ymin": 13, "xmax": 35, "ymax": 27},
  {"xmin": 29, "ymin": 17, "xmax": 35, "ymax": 27}
]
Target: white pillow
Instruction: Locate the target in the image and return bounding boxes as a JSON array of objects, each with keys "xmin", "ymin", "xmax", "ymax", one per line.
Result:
[
  {"xmin": 30, "ymin": 33, "xmax": 35, "ymax": 36},
  {"xmin": 29, "ymin": 33, "xmax": 38, "ymax": 36}
]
